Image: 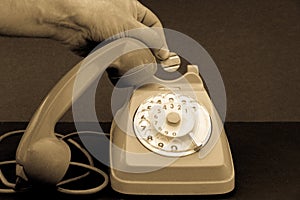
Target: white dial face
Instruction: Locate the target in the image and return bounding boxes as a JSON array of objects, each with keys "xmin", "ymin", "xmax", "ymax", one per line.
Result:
[{"xmin": 133, "ymin": 93, "xmax": 212, "ymax": 157}]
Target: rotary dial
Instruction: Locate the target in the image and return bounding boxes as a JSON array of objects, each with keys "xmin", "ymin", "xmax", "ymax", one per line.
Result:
[{"xmin": 133, "ymin": 93, "xmax": 212, "ymax": 157}]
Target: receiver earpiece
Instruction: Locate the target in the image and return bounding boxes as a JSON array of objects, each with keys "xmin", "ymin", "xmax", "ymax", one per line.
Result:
[{"xmin": 22, "ymin": 138, "xmax": 71, "ymax": 185}]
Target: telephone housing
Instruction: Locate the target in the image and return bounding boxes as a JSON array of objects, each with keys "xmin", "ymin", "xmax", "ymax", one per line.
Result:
[{"xmin": 110, "ymin": 65, "xmax": 234, "ymax": 195}]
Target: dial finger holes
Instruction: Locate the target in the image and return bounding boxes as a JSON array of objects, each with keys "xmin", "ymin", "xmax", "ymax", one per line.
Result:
[{"xmin": 133, "ymin": 93, "xmax": 212, "ymax": 157}]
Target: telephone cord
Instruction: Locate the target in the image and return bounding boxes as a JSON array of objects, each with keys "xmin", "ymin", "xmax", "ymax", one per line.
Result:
[{"xmin": 0, "ymin": 130, "xmax": 110, "ymax": 194}]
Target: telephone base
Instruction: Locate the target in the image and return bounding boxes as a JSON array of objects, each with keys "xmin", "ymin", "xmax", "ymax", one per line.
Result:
[
  {"xmin": 110, "ymin": 66, "xmax": 234, "ymax": 195},
  {"xmin": 110, "ymin": 128, "xmax": 234, "ymax": 195}
]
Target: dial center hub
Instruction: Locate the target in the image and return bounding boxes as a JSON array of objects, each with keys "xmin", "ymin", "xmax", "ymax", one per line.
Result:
[{"xmin": 167, "ymin": 112, "xmax": 181, "ymax": 125}]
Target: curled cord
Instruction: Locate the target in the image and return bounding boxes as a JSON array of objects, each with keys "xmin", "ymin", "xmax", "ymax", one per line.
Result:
[
  {"xmin": 56, "ymin": 133, "xmax": 94, "ymax": 185},
  {"xmin": 60, "ymin": 131, "xmax": 110, "ymax": 140},
  {"xmin": 0, "ymin": 130, "xmax": 24, "ymax": 193},
  {"xmin": 0, "ymin": 130, "xmax": 110, "ymax": 195},
  {"xmin": 56, "ymin": 131, "xmax": 109, "ymax": 187},
  {"xmin": 0, "ymin": 161, "xmax": 16, "ymax": 188},
  {"xmin": 56, "ymin": 131, "xmax": 110, "ymax": 194},
  {"xmin": 57, "ymin": 162, "xmax": 109, "ymax": 195},
  {"xmin": 0, "ymin": 161, "xmax": 16, "ymax": 193}
]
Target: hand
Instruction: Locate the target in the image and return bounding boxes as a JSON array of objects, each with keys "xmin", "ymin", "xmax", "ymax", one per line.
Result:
[
  {"xmin": 55, "ymin": 0, "xmax": 170, "ymax": 60},
  {"xmin": 0, "ymin": 0, "xmax": 169, "ymax": 59}
]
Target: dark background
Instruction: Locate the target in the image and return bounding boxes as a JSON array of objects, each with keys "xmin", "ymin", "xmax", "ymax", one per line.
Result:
[
  {"xmin": 0, "ymin": 0, "xmax": 299, "ymax": 122},
  {"xmin": 0, "ymin": 0, "xmax": 299, "ymax": 199}
]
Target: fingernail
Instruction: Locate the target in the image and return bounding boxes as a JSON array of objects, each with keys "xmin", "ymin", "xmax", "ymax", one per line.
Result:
[{"xmin": 156, "ymin": 48, "xmax": 170, "ymax": 60}]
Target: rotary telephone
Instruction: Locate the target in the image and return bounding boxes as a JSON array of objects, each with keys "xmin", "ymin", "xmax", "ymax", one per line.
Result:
[{"xmin": 0, "ymin": 37, "xmax": 234, "ymax": 195}]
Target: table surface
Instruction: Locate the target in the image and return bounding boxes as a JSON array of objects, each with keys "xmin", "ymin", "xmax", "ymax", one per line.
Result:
[{"xmin": 0, "ymin": 122, "xmax": 299, "ymax": 199}]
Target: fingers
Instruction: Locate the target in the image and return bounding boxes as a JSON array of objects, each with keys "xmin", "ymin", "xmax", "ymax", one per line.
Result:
[
  {"xmin": 135, "ymin": 1, "xmax": 169, "ymax": 60},
  {"xmin": 50, "ymin": 0, "xmax": 170, "ymax": 60},
  {"xmin": 136, "ymin": 1, "xmax": 161, "ymax": 28},
  {"xmin": 129, "ymin": 22, "xmax": 170, "ymax": 60}
]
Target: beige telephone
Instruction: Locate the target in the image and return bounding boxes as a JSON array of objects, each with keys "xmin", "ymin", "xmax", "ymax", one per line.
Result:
[
  {"xmin": 0, "ymin": 37, "xmax": 234, "ymax": 195},
  {"xmin": 110, "ymin": 64, "xmax": 234, "ymax": 195}
]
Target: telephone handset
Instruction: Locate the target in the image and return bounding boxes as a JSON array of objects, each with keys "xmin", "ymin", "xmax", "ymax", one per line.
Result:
[
  {"xmin": 14, "ymin": 38, "xmax": 157, "ymax": 189},
  {"xmin": 0, "ymin": 37, "xmax": 234, "ymax": 195}
]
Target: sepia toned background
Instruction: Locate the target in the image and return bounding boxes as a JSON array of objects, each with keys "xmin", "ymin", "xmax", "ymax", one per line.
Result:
[{"xmin": 0, "ymin": 0, "xmax": 299, "ymax": 122}]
